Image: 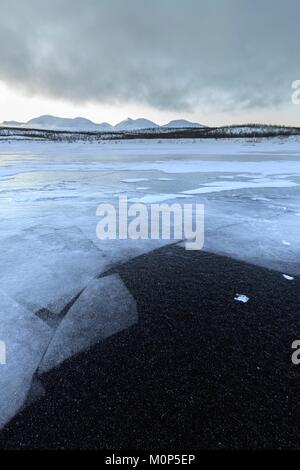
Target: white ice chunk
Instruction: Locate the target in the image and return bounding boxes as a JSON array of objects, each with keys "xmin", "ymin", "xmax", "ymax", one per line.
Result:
[
  {"xmin": 283, "ymin": 274, "xmax": 294, "ymax": 280},
  {"xmin": 234, "ymin": 294, "xmax": 250, "ymax": 303},
  {"xmin": 38, "ymin": 275, "xmax": 138, "ymax": 373},
  {"xmin": 282, "ymin": 240, "xmax": 291, "ymax": 246}
]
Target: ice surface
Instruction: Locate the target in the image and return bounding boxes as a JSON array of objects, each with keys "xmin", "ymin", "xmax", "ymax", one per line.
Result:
[
  {"xmin": 0, "ymin": 136, "xmax": 300, "ymax": 426},
  {"xmin": 0, "ymin": 138, "xmax": 299, "ymax": 302},
  {"xmin": 121, "ymin": 178, "xmax": 149, "ymax": 183},
  {"xmin": 129, "ymin": 194, "xmax": 190, "ymax": 203},
  {"xmin": 182, "ymin": 179, "xmax": 297, "ymax": 195},
  {"xmin": 0, "ymin": 291, "xmax": 52, "ymax": 428},
  {"xmin": 38, "ymin": 275, "xmax": 138, "ymax": 373}
]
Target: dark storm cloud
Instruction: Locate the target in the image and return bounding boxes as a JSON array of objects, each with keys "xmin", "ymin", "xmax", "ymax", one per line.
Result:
[{"xmin": 0, "ymin": 0, "xmax": 299, "ymax": 111}]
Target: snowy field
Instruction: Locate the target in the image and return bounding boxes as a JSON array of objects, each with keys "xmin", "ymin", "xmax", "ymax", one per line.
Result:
[{"xmin": 0, "ymin": 137, "xmax": 300, "ymax": 428}]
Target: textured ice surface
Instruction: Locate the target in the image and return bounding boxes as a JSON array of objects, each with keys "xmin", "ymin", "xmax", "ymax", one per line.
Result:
[
  {"xmin": 0, "ymin": 291, "xmax": 52, "ymax": 428},
  {"xmin": 182, "ymin": 179, "xmax": 298, "ymax": 194},
  {"xmin": 0, "ymin": 226, "xmax": 111, "ymax": 314},
  {"xmin": 129, "ymin": 193, "xmax": 189, "ymax": 203},
  {"xmin": 0, "ymin": 138, "xmax": 299, "ymax": 308},
  {"xmin": 38, "ymin": 275, "xmax": 138, "ymax": 373},
  {"xmin": 0, "ymin": 137, "xmax": 300, "ymax": 426}
]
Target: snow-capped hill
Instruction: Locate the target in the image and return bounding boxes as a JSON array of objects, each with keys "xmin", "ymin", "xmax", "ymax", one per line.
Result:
[
  {"xmin": 1, "ymin": 115, "xmax": 209, "ymax": 132},
  {"xmin": 1, "ymin": 121, "xmax": 23, "ymax": 128},
  {"xmin": 114, "ymin": 117, "xmax": 159, "ymax": 131},
  {"xmin": 163, "ymin": 119, "xmax": 206, "ymax": 128},
  {"xmin": 68, "ymin": 118, "xmax": 113, "ymax": 131},
  {"xmin": 23, "ymin": 115, "xmax": 108, "ymax": 131},
  {"xmin": 98, "ymin": 122, "xmax": 114, "ymax": 131}
]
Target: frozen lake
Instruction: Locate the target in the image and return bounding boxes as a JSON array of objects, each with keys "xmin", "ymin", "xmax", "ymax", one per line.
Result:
[{"xmin": 0, "ymin": 136, "xmax": 300, "ymax": 427}]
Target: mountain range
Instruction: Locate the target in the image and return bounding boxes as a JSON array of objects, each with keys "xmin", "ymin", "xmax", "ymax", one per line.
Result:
[{"xmin": 1, "ymin": 115, "xmax": 206, "ymax": 132}]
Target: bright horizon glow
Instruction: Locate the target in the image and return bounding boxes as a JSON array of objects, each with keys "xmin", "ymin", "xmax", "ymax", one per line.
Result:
[{"xmin": 0, "ymin": 82, "xmax": 299, "ymax": 128}]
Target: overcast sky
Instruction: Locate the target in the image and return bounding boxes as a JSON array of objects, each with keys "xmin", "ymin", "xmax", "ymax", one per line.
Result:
[{"xmin": 0, "ymin": 0, "xmax": 299, "ymax": 125}]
